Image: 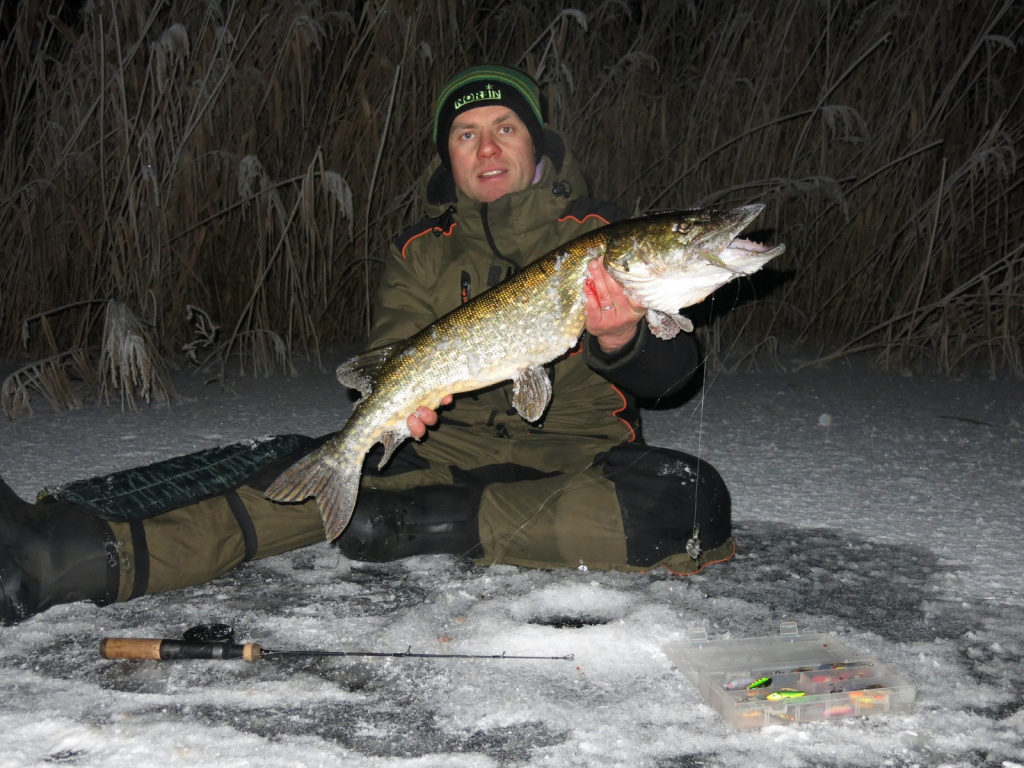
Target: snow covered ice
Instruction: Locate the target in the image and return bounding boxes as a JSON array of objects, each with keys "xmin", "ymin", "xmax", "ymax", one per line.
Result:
[{"xmin": 1, "ymin": 353, "xmax": 1022, "ymax": 767}]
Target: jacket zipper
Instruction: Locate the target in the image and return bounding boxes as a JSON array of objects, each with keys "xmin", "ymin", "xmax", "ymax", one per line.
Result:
[{"xmin": 480, "ymin": 202, "xmax": 520, "ymax": 274}]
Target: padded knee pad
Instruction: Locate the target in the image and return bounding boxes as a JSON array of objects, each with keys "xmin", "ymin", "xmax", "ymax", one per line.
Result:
[
  {"xmin": 335, "ymin": 484, "xmax": 483, "ymax": 563},
  {"xmin": 44, "ymin": 434, "xmax": 323, "ymax": 521},
  {"xmin": 595, "ymin": 443, "xmax": 731, "ymax": 568}
]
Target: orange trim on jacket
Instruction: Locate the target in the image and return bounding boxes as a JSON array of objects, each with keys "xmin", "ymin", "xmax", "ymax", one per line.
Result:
[
  {"xmin": 400, "ymin": 222, "xmax": 458, "ymax": 259},
  {"xmin": 400, "ymin": 212, "xmax": 608, "ymax": 260},
  {"xmin": 609, "ymin": 384, "xmax": 637, "ymax": 443},
  {"xmin": 558, "ymin": 212, "xmax": 612, "ymax": 227}
]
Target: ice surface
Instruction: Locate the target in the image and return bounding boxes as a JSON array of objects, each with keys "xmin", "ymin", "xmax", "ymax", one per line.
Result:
[{"xmin": 1, "ymin": 352, "xmax": 1021, "ymax": 767}]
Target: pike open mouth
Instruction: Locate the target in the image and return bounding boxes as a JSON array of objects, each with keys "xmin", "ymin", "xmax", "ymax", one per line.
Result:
[{"xmin": 718, "ymin": 237, "xmax": 786, "ymax": 275}]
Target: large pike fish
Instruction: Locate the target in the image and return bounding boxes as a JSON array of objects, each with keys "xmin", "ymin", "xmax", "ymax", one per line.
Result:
[{"xmin": 265, "ymin": 204, "xmax": 785, "ymax": 539}]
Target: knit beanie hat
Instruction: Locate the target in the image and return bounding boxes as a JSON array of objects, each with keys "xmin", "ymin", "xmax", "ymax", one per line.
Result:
[{"xmin": 432, "ymin": 64, "xmax": 545, "ymax": 169}]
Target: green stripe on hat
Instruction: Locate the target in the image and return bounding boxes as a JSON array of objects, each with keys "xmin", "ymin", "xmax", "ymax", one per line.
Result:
[{"xmin": 432, "ymin": 64, "xmax": 543, "ymax": 144}]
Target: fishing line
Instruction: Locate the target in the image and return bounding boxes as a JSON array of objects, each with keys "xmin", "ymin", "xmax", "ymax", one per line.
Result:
[
  {"xmin": 475, "ymin": 438, "xmax": 706, "ymax": 568},
  {"xmin": 472, "ymin": 456, "xmax": 607, "ymax": 566},
  {"xmin": 687, "ymin": 296, "xmax": 712, "ymax": 560},
  {"xmin": 471, "ymin": 251, "xmax": 777, "ymax": 568},
  {"xmin": 683, "ymin": 269, "xmax": 772, "ymax": 559},
  {"xmin": 477, "ymin": 280, "xmax": 770, "ymax": 570},
  {"xmin": 475, "ymin": 321, "xmax": 731, "ymax": 568}
]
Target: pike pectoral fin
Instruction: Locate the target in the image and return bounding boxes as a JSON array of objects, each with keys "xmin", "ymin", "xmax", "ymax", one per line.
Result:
[
  {"xmin": 647, "ymin": 309, "xmax": 694, "ymax": 339},
  {"xmin": 512, "ymin": 364, "xmax": 552, "ymax": 423},
  {"xmin": 264, "ymin": 441, "xmax": 361, "ymax": 540},
  {"xmin": 336, "ymin": 344, "xmax": 398, "ymax": 399}
]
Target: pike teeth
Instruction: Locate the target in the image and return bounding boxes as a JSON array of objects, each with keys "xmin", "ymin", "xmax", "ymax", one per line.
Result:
[
  {"xmin": 729, "ymin": 237, "xmax": 770, "ymax": 252},
  {"xmin": 729, "ymin": 237, "xmax": 768, "ymax": 252}
]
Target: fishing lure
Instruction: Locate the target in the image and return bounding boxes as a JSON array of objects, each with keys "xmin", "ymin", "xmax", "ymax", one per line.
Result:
[
  {"xmin": 767, "ymin": 689, "xmax": 806, "ymax": 701},
  {"xmin": 723, "ymin": 677, "xmax": 757, "ymax": 690},
  {"xmin": 685, "ymin": 524, "xmax": 702, "ymax": 560}
]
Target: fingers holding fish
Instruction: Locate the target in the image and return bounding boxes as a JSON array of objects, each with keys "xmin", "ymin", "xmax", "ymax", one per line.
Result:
[
  {"xmin": 407, "ymin": 395, "xmax": 453, "ymax": 439},
  {"xmin": 584, "ymin": 258, "xmax": 646, "ymax": 353},
  {"xmin": 407, "ymin": 407, "xmax": 435, "ymax": 439}
]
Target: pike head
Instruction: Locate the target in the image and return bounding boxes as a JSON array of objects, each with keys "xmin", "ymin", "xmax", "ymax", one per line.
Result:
[{"xmin": 602, "ymin": 204, "xmax": 785, "ymax": 338}]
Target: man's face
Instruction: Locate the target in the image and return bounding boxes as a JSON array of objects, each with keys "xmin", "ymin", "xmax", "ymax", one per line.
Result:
[{"xmin": 447, "ymin": 105, "xmax": 536, "ymax": 204}]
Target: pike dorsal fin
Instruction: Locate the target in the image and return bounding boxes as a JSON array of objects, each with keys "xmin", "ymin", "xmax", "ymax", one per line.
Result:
[
  {"xmin": 336, "ymin": 344, "xmax": 399, "ymax": 399},
  {"xmin": 647, "ymin": 309, "xmax": 693, "ymax": 340},
  {"xmin": 512, "ymin": 364, "xmax": 552, "ymax": 423}
]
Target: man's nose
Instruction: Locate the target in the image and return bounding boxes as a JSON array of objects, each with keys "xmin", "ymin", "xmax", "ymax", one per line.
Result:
[{"xmin": 478, "ymin": 133, "xmax": 500, "ymax": 157}]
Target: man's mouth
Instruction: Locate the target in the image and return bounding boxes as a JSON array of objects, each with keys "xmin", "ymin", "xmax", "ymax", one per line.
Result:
[{"xmin": 479, "ymin": 169, "xmax": 505, "ymax": 178}]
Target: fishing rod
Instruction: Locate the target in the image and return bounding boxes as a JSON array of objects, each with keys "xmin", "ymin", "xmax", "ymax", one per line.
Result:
[{"xmin": 99, "ymin": 624, "xmax": 574, "ymax": 663}]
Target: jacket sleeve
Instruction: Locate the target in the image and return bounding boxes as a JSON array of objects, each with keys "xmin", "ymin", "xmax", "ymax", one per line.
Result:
[
  {"xmin": 367, "ymin": 241, "xmax": 440, "ymax": 349},
  {"xmin": 583, "ymin": 322, "xmax": 701, "ymax": 400}
]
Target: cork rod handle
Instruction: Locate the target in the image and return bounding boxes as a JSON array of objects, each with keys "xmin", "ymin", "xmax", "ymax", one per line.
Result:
[{"xmin": 100, "ymin": 638, "xmax": 262, "ymax": 661}]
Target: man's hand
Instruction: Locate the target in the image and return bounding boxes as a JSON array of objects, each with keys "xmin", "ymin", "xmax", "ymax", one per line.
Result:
[
  {"xmin": 407, "ymin": 395, "xmax": 453, "ymax": 439},
  {"xmin": 583, "ymin": 258, "xmax": 646, "ymax": 353}
]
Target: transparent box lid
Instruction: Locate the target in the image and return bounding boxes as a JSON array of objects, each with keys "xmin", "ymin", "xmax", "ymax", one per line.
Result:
[{"xmin": 663, "ymin": 622, "xmax": 916, "ymax": 729}]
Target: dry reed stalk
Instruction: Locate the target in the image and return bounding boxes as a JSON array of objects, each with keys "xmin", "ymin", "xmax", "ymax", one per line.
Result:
[
  {"xmin": 98, "ymin": 300, "xmax": 178, "ymax": 412},
  {"xmin": 1, "ymin": 350, "xmax": 97, "ymax": 420},
  {"xmin": 1, "ymin": 299, "xmax": 174, "ymax": 417},
  {"xmin": 0, "ymin": 0, "xmax": 1021, "ymax": 405}
]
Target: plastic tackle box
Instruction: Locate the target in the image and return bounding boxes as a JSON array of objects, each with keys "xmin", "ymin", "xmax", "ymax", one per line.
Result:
[{"xmin": 663, "ymin": 622, "xmax": 916, "ymax": 729}]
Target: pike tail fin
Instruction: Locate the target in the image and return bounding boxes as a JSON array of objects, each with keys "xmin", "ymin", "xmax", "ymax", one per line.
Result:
[{"xmin": 264, "ymin": 440, "xmax": 362, "ymax": 541}]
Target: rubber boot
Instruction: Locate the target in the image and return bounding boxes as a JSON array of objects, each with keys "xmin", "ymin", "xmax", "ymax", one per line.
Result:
[
  {"xmin": 336, "ymin": 484, "xmax": 483, "ymax": 562},
  {"xmin": 0, "ymin": 477, "xmax": 120, "ymax": 626}
]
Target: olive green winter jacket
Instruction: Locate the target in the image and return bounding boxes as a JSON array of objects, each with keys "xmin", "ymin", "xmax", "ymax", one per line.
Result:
[{"xmin": 368, "ymin": 129, "xmax": 699, "ymax": 445}]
